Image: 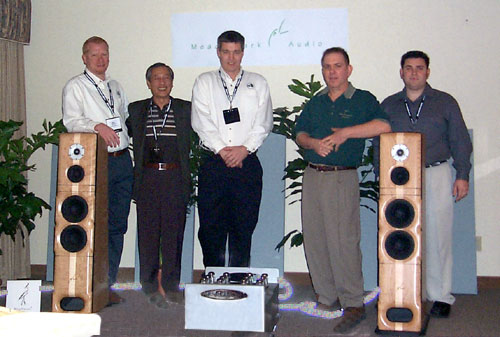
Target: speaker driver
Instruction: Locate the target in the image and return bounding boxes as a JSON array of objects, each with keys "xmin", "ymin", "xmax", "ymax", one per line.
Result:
[
  {"xmin": 61, "ymin": 195, "xmax": 89, "ymax": 223},
  {"xmin": 67, "ymin": 165, "xmax": 85, "ymax": 183},
  {"xmin": 390, "ymin": 166, "xmax": 410, "ymax": 185},
  {"xmin": 60, "ymin": 225, "xmax": 88, "ymax": 252},
  {"xmin": 385, "ymin": 199, "xmax": 415, "ymax": 228},
  {"xmin": 385, "ymin": 230, "xmax": 415, "ymax": 260},
  {"xmin": 60, "ymin": 297, "xmax": 85, "ymax": 311},
  {"xmin": 387, "ymin": 307, "xmax": 414, "ymax": 323}
]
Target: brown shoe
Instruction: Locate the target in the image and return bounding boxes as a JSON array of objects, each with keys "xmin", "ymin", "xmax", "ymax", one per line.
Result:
[
  {"xmin": 333, "ymin": 306, "xmax": 366, "ymax": 333},
  {"xmin": 316, "ymin": 300, "xmax": 342, "ymax": 312},
  {"xmin": 108, "ymin": 291, "xmax": 125, "ymax": 306}
]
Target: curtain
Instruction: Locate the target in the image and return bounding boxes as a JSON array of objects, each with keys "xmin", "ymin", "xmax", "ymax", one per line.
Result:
[{"xmin": 0, "ymin": 0, "xmax": 32, "ymax": 286}]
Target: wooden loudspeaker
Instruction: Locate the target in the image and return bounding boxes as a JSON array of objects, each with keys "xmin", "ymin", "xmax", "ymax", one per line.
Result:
[
  {"xmin": 52, "ymin": 133, "xmax": 108, "ymax": 313},
  {"xmin": 377, "ymin": 132, "xmax": 426, "ymax": 334}
]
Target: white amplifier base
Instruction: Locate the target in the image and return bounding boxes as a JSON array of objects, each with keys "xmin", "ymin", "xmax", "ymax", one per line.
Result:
[{"xmin": 185, "ymin": 267, "xmax": 279, "ymax": 332}]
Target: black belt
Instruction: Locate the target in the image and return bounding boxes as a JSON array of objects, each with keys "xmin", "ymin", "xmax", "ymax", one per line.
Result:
[
  {"xmin": 108, "ymin": 148, "xmax": 128, "ymax": 157},
  {"xmin": 144, "ymin": 162, "xmax": 180, "ymax": 170},
  {"xmin": 308, "ymin": 163, "xmax": 356, "ymax": 172},
  {"xmin": 425, "ymin": 160, "xmax": 447, "ymax": 168}
]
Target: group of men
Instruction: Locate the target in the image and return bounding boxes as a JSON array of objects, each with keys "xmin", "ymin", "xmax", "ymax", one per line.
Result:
[{"xmin": 61, "ymin": 30, "xmax": 472, "ymax": 333}]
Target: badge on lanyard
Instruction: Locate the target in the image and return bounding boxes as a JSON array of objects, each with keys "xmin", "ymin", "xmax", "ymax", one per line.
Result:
[{"xmin": 106, "ymin": 116, "xmax": 122, "ymax": 133}]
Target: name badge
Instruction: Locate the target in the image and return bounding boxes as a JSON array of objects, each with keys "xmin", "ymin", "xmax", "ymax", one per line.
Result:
[
  {"xmin": 106, "ymin": 116, "xmax": 122, "ymax": 133},
  {"xmin": 223, "ymin": 107, "xmax": 241, "ymax": 125}
]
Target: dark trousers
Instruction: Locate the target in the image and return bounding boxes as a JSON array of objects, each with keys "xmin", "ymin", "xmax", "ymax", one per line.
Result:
[
  {"xmin": 197, "ymin": 153, "xmax": 263, "ymax": 267},
  {"xmin": 107, "ymin": 152, "xmax": 133, "ymax": 285},
  {"xmin": 137, "ymin": 167, "xmax": 186, "ymax": 294}
]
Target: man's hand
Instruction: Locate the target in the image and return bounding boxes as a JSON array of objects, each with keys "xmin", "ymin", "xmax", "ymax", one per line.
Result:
[
  {"xmin": 94, "ymin": 123, "xmax": 120, "ymax": 147},
  {"xmin": 453, "ymin": 179, "xmax": 469, "ymax": 202},
  {"xmin": 322, "ymin": 127, "xmax": 350, "ymax": 152},
  {"xmin": 219, "ymin": 146, "xmax": 248, "ymax": 168},
  {"xmin": 311, "ymin": 138, "xmax": 334, "ymax": 157}
]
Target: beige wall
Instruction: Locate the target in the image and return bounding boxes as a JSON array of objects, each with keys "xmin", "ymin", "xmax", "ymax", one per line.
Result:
[{"xmin": 25, "ymin": 0, "xmax": 500, "ymax": 276}]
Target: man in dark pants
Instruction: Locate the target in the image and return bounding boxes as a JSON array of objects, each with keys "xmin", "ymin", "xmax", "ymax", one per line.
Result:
[
  {"xmin": 191, "ymin": 30, "xmax": 273, "ymax": 267},
  {"xmin": 62, "ymin": 36, "xmax": 133, "ymax": 305},
  {"xmin": 126, "ymin": 63, "xmax": 192, "ymax": 308},
  {"xmin": 380, "ymin": 51, "xmax": 472, "ymax": 318}
]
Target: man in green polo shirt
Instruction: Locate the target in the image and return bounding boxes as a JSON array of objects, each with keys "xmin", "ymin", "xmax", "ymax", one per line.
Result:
[{"xmin": 295, "ymin": 47, "xmax": 390, "ymax": 333}]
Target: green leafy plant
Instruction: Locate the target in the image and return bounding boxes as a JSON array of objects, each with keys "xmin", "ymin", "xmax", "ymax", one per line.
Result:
[
  {"xmin": 273, "ymin": 76, "xmax": 379, "ymax": 251},
  {"xmin": 0, "ymin": 119, "xmax": 66, "ymax": 254}
]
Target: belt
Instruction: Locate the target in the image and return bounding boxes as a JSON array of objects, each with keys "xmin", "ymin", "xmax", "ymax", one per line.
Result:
[
  {"xmin": 308, "ymin": 163, "xmax": 356, "ymax": 172},
  {"xmin": 144, "ymin": 162, "xmax": 180, "ymax": 170},
  {"xmin": 108, "ymin": 148, "xmax": 128, "ymax": 157},
  {"xmin": 425, "ymin": 160, "xmax": 447, "ymax": 168}
]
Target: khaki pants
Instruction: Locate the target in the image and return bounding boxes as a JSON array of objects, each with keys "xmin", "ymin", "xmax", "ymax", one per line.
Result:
[{"xmin": 301, "ymin": 167, "xmax": 364, "ymax": 308}]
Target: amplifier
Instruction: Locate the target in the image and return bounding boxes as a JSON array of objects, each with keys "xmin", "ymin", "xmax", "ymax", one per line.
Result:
[{"xmin": 185, "ymin": 267, "xmax": 279, "ymax": 332}]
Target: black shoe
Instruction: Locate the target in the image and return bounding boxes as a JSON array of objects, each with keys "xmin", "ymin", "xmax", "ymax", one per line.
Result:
[
  {"xmin": 430, "ymin": 301, "xmax": 451, "ymax": 318},
  {"xmin": 333, "ymin": 306, "xmax": 366, "ymax": 333},
  {"xmin": 107, "ymin": 291, "xmax": 125, "ymax": 306}
]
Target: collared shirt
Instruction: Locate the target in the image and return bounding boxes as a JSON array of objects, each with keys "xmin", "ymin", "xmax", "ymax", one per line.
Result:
[
  {"xmin": 191, "ymin": 67, "xmax": 273, "ymax": 154},
  {"xmin": 381, "ymin": 84, "xmax": 472, "ymax": 181},
  {"xmin": 295, "ymin": 83, "xmax": 388, "ymax": 167},
  {"xmin": 62, "ymin": 68, "xmax": 130, "ymax": 152}
]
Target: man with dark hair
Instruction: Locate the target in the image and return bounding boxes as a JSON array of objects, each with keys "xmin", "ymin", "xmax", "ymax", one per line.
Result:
[
  {"xmin": 191, "ymin": 30, "xmax": 273, "ymax": 268},
  {"xmin": 126, "ymin": 62, "xmax": 192, "ymax": 308},
  {"xmin": 381, "ymin": 50, "xmax": 472, "ymax": 318},
  {"xmin": 62, "ymin": 36, "xmax": 133, "ymax": 305},
  {"xmin": 295, "ymin": 47, "xmax": 390, "ymax": 333}
]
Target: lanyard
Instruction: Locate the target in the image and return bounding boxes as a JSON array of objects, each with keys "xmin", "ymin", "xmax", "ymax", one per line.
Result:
[
  {"xmin": 84, "ymin": 71, "xmax": 115, "ymax": 116},
  {"xmin": 404, "ymin": 95, "xmax": 425, "ymax": 125},
  {"xmin": 149, "ymin": 99, "xmax": 172, "ymax": 142},
  {"xmin": 219, "ymin": 70, "xmax": 244, "ymax": 109}
]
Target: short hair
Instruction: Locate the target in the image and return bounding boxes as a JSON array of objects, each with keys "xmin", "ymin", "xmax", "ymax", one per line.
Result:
[
  {"xmin": 145, "ymin": 62, "xmax": 174, "ymax": 81},
  {"xmin": 401, "ymin": 50, "xmax": 430, "ymax": 68},
  {"xmin": 321, "ymin": 47, "xmax": 350, "ymax": 65},
  {"xmin": 82, "ymin": 36, "xmax": 108, "ymax": 54},
  {"xmin": 217, "ymin": 30, "xmax": 245, "ymax": 51}
]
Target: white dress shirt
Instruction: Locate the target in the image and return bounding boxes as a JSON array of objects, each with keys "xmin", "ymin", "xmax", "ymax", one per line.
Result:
[
  {"xmin": 191, "ymin": 68, "xmax": 273, "ymax": 154},
  {"xmin": 62, "ymin": 68, "xmax": 130, "ymax": 152}
]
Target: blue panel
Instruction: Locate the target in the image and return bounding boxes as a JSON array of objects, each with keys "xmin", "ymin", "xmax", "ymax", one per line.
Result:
[
  {"xmin": 180, "ymin": 208, "xmax": 195, "ymax": 283},
  {"xmin": 252, "ymin": 133, "xmax": 286, "ymax": 275},
  {"xmin": 45, "ymin": 144, "xmax": 58, "ymax": 282}
]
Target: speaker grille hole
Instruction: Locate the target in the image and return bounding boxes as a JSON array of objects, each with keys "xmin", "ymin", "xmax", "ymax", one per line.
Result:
[
  {"xmin": 390, "ymin": 166, "xmax": 410, "ymax": 185},
  {"xmin": 67, "ymin": 165, "xmax": 85, "ymax": 183},
  {"xmin": 60, "ymin": 225, "xmax": 87, "ymax": 252},
  {"xmin": 387, "ymin": 307, "xmax": 414, "ymax": 322},
  {"xmin": 60, "ymin": 297, "xmax": 85, "ymax": 311},
  {"xmin": 61, "ymin": 195, "xmax": 88, "ymax": 223},
  {"xmin": 385, "ymin": 199, "xmax": 415, "ymax": 228},
  {"xmin": 385, "ymin": 230, "xmax": 415, "ymax": 260}
]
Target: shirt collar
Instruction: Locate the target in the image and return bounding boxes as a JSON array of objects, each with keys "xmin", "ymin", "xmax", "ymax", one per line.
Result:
[
  {"xmin": 219, "ymin": 67, "xmax": 243, "ymax": 82},
  {"xmin": 400, "ymin": 83, "xmax": 434, "ymax": 101},
  {"xmin": 318, "ymin": 82, "xmax": 356, "ymax": 100},
  {"xmin": 84, "ymin": 68, "xmax": 109, "ymax": 83}
]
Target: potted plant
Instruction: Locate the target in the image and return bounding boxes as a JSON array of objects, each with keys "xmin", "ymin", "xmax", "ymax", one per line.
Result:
[{"xmin": 0, "ymin": 119, "xmax": 66, "ymax": 254}]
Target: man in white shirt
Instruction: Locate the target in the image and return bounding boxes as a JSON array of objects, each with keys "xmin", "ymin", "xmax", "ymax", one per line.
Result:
[
  {"xmin": 191, "ymin": 30, "xmax": 273, "ymax": 267},
  {"xmin": 62, "ymin": 36, "xmax": 133, "ymax": 305}
]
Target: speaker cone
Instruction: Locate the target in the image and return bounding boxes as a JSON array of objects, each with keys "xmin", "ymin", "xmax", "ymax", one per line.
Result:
[
  {"xmin": 385, "ymin": 230, "xmax": 415, "ymax": 260},
  {"xmin": 385, "ymin": 199, "xmax": 415, "ymax": 228},
  {"xmin": 67, "ymin": 165, "xmax": 85, "ymax": 183},
  {"xmin": 61, "ymin": 195, "xmax": 88, "ymax": 223},
  {"xmin": 390, "ymin": 166, "xmax": 410, "ymax": 185},
  {"xmin": 60, "ymin": 225, "xmax": 88, "ymax": 252}
]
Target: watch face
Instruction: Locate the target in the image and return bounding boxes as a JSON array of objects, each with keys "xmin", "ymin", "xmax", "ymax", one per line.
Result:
[
  {"xmin": 391, "ymin": 144, "xmax": 409, "ymax": 162},
  {"xmin": 68, "ymin": 143, "xmax": 85, "ymax": 160}
]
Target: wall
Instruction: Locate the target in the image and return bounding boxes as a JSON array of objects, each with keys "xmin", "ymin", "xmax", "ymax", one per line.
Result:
[{"xmin": 25, "ymin": 0, "xmax": 500, "ymax": 276}]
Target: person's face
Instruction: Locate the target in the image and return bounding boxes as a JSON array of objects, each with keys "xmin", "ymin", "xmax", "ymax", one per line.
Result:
[
  {"xmin": 82, "ymin": 42, "xmax": 109, "ymax": 79},
  {"xmin": 217, "ymin": 42, "xmax": 244, "ymax": 78},
  {"xmin": 321, "ymin": 52, "xmax": 352, "ymax": 91},
  {"xmin": 147, "ymin": 66, "xmax": 173, "ymax": 101},
  {"xmin": 400, "ymin": 57, "xmax": 430, "ymax": 92}
]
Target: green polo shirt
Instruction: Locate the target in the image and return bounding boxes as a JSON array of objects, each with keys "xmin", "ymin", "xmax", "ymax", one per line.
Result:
[{"xmin": 295, "ymin": 83, "xmax": 388, "ymax": 167}]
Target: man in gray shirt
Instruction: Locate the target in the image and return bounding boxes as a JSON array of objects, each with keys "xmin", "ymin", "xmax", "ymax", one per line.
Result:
[{"xmin": 381, "ymin": 50, "xmax": 472, "ymax": 318}]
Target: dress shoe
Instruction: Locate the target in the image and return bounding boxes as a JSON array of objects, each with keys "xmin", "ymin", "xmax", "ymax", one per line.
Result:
[
  {"xmin": 333, "ymin": 306, "xmax": 366, "ymax": 333},
  {"xmin": 315, "ymin": 300, "xmax": 342, "ymax": 312},
  {"xmin": 164, "ymin": 291, "xmax": 184, "ymax": 305},
  {"xmin": 147, "ymin": 292, "xmax": 164, "ymax": 305},
  {"xmin": 108, "ymin": 291, "xmax": 125, "ymax": 306},
  {"xmin": 430, "ymin": 301, "xmax": 451, "ymax": 318}
]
